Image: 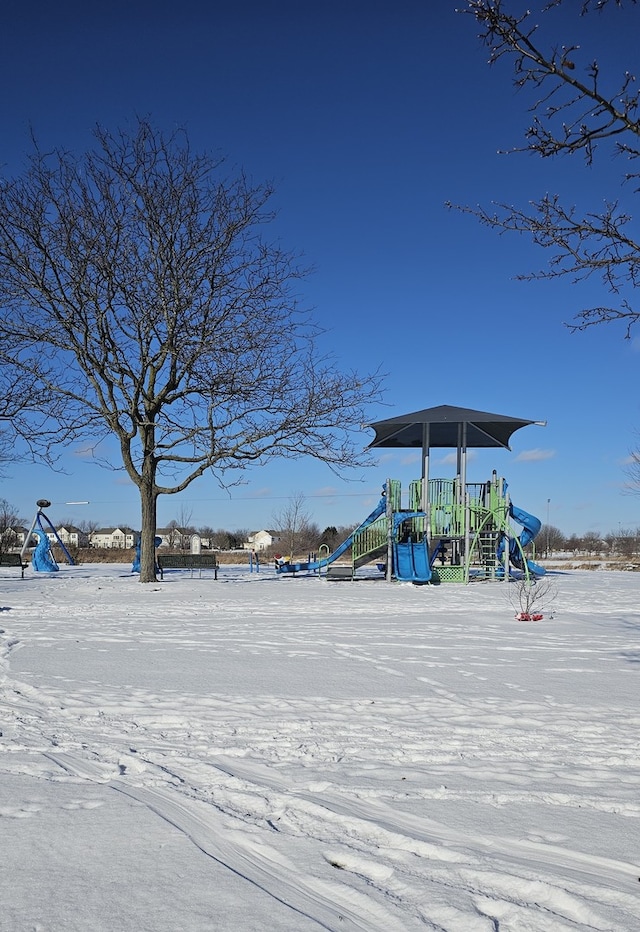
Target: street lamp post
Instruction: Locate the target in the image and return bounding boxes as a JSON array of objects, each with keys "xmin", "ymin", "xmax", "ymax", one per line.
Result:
[{"xmin": 546, "ymin": 498, "xmax": 551, "ymax": 557}]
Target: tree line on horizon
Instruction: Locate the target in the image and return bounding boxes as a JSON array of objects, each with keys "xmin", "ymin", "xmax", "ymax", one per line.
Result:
[
  {"xmin": 0, "ymin": 495, "xmax": 357, "ymax": 558},
  {"xmin": 2, "ymin": 496, "xmax": 639, "ymax": 562}
]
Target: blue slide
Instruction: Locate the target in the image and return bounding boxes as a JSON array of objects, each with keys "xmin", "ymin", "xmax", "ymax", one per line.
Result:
[
  {"xmin": 499, "ymin": 502, "xmax": 546, "ymax": 577},
  {"xmin": 411, "ymin": 540, "xmax": 432, "ymax": 580},
  {"xmin": 393, "ymin": 540, "xmax": 432, "ymax": 583},
  {"xmin": 31, "ymin": 528, "xmax": 59, "ymax": 572},
  {"xmin": 276, "ymin": 496, "xmax": 387, "ymax": 575},
  {"xmin": 391, "ymin": 511, "xmax": 432, "ymax": 583}
]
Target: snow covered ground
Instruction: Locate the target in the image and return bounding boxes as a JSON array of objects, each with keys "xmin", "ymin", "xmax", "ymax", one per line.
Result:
[{"xmin": 1, "ymin": 563, "xmax": 639, "ymax": 931}]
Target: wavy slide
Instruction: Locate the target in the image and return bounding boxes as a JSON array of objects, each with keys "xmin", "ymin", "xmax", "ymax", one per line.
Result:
[
  {"xmin": 276, "ymin": 497, "xmax": 387, "ymax": 575},
  {"xmin": 503, "ymin": 503, "xmax": 546, "ymax": 577}
]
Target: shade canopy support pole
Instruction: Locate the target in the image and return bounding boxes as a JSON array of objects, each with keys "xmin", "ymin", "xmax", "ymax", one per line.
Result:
[
  {"xmin": 421, "ymin": 423, "xmax": 431, "ymax": 545},
  {"xmin": 462, "ymin": 422, "xmax": 470, "ymax": 584}
]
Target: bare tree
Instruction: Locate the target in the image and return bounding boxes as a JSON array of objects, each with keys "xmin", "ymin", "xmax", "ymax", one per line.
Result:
[
  {"xmin": 1, "ymin": 353, "xmax": 76, "ymax": 473},
  {"xmin": 0, "ymin": 382, "xmax": 57, "ymax": 476},
  {"xmin": 77, "ymin": 518, "xmax": 100, "ymax": 537},
  {"xmin": 0, "ymin": 431, "xmax": 11, "ymax": 477},
  {"xmin": 173, "ymin": 503, "xmax": 195, "ymax": 550},
  {"xmin": 617, "ymin": 527, "xmax": 637, "ymax": 557},
  {"xmin": 0, "ymin": 120, "xmax": 382, "ymax": 581},
  {"xmin": 228, "ymin": 528, "xmax": 249, "ymax": 550},
  {"xmin": 582, "ymin": 530, "xmax": 604, "ymax": 555},
  {"xmin": 164, "ymin": 520, "xmax": 183, "ymax": 550},
  {"xmin": 625, "ymin": 446, "xmax": 640, "ymax": 492},
  {"xmin": 272, "ymin": 492, "xmax": 318, "ymax": 558},
  {"xmin": 0, "ymin": 497, "xmax": 23, "ymax": 554},
  {"xmin": 535, "ymin": 523, "xmax": 566, "ymax": 558},
  {"xmin": 455, "ymin": 2, "xmax": 640, "ymax": 337},
  {"xmin": 199, "ymin": 526, "xmax": 229, "ymax": 550},
  {"xmin": 176, "ymin": 503, "xmax": 194, "ymax": 533}
]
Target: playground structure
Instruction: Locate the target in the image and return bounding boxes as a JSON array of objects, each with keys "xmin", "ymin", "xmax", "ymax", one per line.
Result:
[
  {"xmin": 20, "ymin": 499, "xmax": 76, "ymax": 572},
  {"xmin": 277, "ymin": 405, "xmax": 547, "ymax": 584},
  {"xmin": 276, "ymin": 473, "xmax": 545, "ymax": 583}
]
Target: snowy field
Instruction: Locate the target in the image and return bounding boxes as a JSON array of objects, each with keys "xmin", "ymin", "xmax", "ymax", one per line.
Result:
[{"xmin": 1, "ymin": 563, "xmax": 639, "ymax": 932}]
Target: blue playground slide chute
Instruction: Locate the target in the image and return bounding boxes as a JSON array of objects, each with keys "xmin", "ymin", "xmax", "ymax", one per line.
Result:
[
  {"xmin": 276, "ymin": 496, "xmax": 387, "ymax": 575},
  {"xmin": 392, "ymin": 541, "xmax": 432, "ymax": 583},
  {"xmin": 499, "ymin": 502, "xmax": 546, "ymax": 577},
  {"xmin": 392, "ymin": 512, "xmax": 432, "ymax": 583}
]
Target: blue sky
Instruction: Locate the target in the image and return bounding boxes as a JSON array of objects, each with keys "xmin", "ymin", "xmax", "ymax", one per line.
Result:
[{"xmin": 2, "ymin": 0, "xmax": 639, "ymax": 538}]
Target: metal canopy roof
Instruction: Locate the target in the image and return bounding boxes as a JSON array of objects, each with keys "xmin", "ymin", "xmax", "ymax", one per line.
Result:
[{"xmin": 368, "ymin": 405, "xmax": 544, "ymax": 451}]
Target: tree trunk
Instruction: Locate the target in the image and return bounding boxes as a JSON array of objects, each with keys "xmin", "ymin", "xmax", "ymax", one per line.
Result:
[{"xmin": 139, "ymin": 480, "xmax": 158, "ymax": 583}]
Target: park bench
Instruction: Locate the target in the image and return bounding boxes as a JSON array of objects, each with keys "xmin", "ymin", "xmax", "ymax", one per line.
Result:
[
  {"xmin": 157, "ymin": 552, "xmax": 219, "ymax": 580},
  {"xmin": 0, "ymin": 552, "xmax": 30, "ymax": 578}
]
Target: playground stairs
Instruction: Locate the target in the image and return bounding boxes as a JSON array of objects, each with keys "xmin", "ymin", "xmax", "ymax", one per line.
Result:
[
  {"xmin": 352, "ymin": 517, "xmax": 387, "ymax": 568},
  {"xmin": 475, "ymin": 531, "xmax": 502, "ymax": 577},
  {"xmin": 353, "ymin": 544, "xmax": 386, "ymax": 569}
]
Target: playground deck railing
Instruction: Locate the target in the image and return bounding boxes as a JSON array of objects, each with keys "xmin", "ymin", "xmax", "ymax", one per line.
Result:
[
  {"xmin": 352, "ymin": 516, "xmax": 387, "ymax": 565},
  {"xmin": 407, "ymin": 477, "xmax": 509, "ymax": 540}
]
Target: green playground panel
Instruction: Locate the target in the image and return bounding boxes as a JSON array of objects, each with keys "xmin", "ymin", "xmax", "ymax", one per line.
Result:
[
  {"xmin": 431, "ymin": 565, "xmax": 467, "ymax": 583},
  {"xmin": 406, "ymin": 477, "xmax": 510, "ymax": 538},
  {"xmin": 388, "ymin": 478, "xmax": 402, "ymax": 512}
]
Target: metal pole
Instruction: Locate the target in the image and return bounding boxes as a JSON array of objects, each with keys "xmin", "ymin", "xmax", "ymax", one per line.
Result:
[
  {"xmin": 20, "ymin": 510, "xmax": 40, "ymax": 563},
  {"xmin": 422, "ymin": 422, "xmax": 430, "ymax": 547},
  {"xmin": 504, "ymin": 490, "xmax": 511, "ymax": 582},
  {"xmin": 385, "ymin": 479, "xmax": 393, "ymax": 583},
  {"xmin": 462, "ymin": 423, "xmax": 470, "ymax": 584},
  {"xmin": 546, "ymin": 498, "xmax": 551, "ymax": 557}
]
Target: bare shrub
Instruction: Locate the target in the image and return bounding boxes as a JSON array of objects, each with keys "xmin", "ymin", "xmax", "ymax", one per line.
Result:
[{"xmin": 508, "ymin": 576, "xmax": 557, "ymax": 619}]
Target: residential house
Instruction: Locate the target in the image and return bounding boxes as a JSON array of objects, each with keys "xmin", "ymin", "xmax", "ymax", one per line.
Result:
[
  {"xmin": 1, "ymin": 525, "xmax": 30, "ymax": 551},
  {"xmin": 243, "ymin": 530, "xmax": 282, "ymax": 552},
  {"xmin": 54, "ymin": 525, "xmax": 89, "ymax": 548},
  {"xmin": 156, "ymin": 526, "xmax": 193, "ymax": 550},
  {"xmin": 90, "ymin": 527, "xmax": 137, "ymax": 549}
]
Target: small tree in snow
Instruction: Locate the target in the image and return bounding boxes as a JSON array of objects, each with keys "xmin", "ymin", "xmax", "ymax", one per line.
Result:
[{"xmin": 509, "ymin": 575, "xmax": 557, "ymax": 619}]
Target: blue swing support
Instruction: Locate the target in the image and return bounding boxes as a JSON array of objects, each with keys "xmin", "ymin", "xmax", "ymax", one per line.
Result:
[{"xmin": 20, "ymin": 499, "xmax": 76, "ymax": 572}]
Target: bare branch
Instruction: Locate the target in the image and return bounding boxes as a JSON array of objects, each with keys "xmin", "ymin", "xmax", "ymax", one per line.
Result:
[{"xmin": 455, "ymin": 1, "xmax": 640, "ymax": 334}]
